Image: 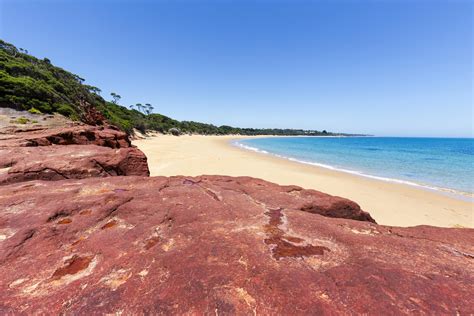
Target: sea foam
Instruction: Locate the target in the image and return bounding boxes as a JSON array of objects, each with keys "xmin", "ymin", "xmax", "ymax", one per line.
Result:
[{"xmin": 233, "ymin": 138, "xmax": 474, "ymax": 201}]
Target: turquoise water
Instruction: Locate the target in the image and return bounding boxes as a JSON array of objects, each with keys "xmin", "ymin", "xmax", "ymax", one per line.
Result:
[{"xmin": 235, "ymin": 137, "xmax": 474, "ymax": 197}]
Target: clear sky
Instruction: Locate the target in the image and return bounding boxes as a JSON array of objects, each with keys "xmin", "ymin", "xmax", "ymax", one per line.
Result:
[{"xmin": 1, "ymin": 0, "xmax": 472, "ymax": 137}]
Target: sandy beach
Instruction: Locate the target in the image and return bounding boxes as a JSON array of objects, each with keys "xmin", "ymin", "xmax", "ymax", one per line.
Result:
[{"xmin": 134, "ymin": 135, "xmax": 473, "ymax": 228}]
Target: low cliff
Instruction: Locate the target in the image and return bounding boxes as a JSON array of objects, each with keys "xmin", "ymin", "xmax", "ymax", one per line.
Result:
[{"xmin": 0, "ymin": 124, "xmax": 149, "ymax": 184}]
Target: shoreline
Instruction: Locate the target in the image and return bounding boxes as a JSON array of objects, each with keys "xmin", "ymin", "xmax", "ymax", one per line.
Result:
[
  {"xmin": 133, "ymin": 135, "xmax": 473, "ymax": 228},
  {"xmin": 232, "ymin": 138, "xmax": 473, "ymax": 202}
]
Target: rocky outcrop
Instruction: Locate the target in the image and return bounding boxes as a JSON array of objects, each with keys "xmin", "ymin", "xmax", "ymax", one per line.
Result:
[
  {"xmin": 0, "ymin": 124, "xmax": 149, "ymax": 184},
  {"xmin": 0, "ymin": 175, "xmax": 472, "ymax": 314},
  {"xmin": 0, "ymin": 117, "xmax": 472, "ymax": 313},
  {"xmin": 0, "ymin": 145, "xmax": 149, "ymax": 184},
  {"xmin": 0, "ymin": 125, "xmax": 131, "ymax": 148}
]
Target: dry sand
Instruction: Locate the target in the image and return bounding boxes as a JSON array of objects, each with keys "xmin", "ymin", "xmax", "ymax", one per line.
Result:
[{"xmin": 134, "ymin": 135, "xmax": 473, "ymax": 228}]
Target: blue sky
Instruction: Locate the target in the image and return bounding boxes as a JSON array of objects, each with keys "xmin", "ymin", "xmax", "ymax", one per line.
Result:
[{"xmin": 1, "ymin": 0, "xmax": 472, "ymax": 136}]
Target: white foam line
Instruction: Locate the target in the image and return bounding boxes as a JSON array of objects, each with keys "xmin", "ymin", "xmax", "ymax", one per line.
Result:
[
  {"xmin": 232, "ymin": 140, "xmax": 473, "ymax": 200},
  {"xmin": 234, "ymin": 142, "xmax": 269, "ymax": 154}
]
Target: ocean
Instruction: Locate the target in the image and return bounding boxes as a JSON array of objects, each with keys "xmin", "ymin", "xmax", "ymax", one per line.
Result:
[{"xmin": 234, "ymin": 137, "xmax": 474, "ymax": 198}]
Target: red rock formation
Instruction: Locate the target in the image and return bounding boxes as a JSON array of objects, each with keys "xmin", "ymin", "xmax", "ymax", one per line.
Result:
[
  {"xmin": 0, "ymin": 125, "xmax": 131, "ymax": 148},
  {"xmin": 0, "ymin": 145, "xmax": 149, "ymax": 184},
  {"xmin": 80, "ymin": 100, "xmax": 106, "ymax": 125},
  {"xmin": 0, "ymin": 175, "xmax": 472, "ymax": 314},
  {"xmin": 0, "ymin": 121, "xmax": 471, "ymax": 313},
  {"xmin": 0, "ymin": 124, "xmax": 149, "ymax": 184}
]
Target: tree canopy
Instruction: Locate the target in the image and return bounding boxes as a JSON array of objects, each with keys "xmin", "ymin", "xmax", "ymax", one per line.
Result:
[{"xmin": 0, "ymin": 39, "xmax": 360, "ymax": 136}]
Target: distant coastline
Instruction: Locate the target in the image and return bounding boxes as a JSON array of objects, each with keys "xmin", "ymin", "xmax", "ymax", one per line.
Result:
[
  {"xmin": 134, "ymin": 134, "xmax": 474, "ymax": 228},
  {"xmin": 2, "ymin": 40, "xmax": 370, "ymax": 137},
  {"xmin": 232, "ymin": 137, "xmax": 473, "ymax": 202},
  {"xmin": 233, "ymin": 136, "xmax": 474, "ymax": 201}
]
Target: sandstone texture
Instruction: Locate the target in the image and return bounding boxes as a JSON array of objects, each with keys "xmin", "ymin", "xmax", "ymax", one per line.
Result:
[
  {"xmin": 0, "ymin": 116, "xmax": 472, "ymax": 314},
  {"xmin": 0, "ymin": 124, "xmax": 149, "ymax": 184},
  {"xmin": 0, "ymin": 125, "xmax": 131, "ymax": 148},
  {"xmin": 0, "ymin": 145, "xmax": 149, "ymax": 184},
  {"xmin": 0, "ymin": 175, "xmax": 472, "ymax": 314}
]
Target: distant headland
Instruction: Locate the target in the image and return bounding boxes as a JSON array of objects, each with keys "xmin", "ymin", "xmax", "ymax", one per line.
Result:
[{"xmin": 0, "ymin": 40, "xmax": 367, "ymax": 137}]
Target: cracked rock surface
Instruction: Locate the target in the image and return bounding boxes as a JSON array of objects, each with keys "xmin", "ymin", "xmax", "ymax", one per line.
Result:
[
  {"xmin": 0, "ymin": 125, "xmax": 149, "ymax": 183},
  {"xmin": 0, "ymin": 125, "xmax": 131, "ymax": 148},
  {"xmin": 0, "ymin": 145, "xmax": 149, "ymax": 184},
  {"xmin": 0, "ymin": 175, "xmax": 472, "ymax": 314}
]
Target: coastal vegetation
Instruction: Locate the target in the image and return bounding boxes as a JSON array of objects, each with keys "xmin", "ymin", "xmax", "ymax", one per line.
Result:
[
  {"xmin": 10, "ymin": 116, "xmax": 37, "ymax": 124},
  {"xmin": 0, "ymin": 40, "xmax": 356, "ymax": 136}
]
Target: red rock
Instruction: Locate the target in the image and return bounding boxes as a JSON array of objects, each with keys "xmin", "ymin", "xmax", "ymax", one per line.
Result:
[
  {"xmin": 0, "ymin": 123, "xmax": 149, "ymax": 184},
  {"xmin": 0, "ymin": 125, "xmax": 131, "ymax": 148},
  {"xmin": 0, "ymin": 145, "xmax": 149, "ymax": 184},
  {"xmin": 0, "ymin": 175, "xmax": 472, "ymax": 314},
  {"xmin": 79, "ymin": 100, "xmax": 107, "ymax": 125}
]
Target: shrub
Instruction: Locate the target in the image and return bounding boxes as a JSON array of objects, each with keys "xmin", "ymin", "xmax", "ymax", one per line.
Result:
[
  {"xmin": 169, "ymin": 127, "xmax": 181, "ymax": 136},
  {"xmin": 28, "ymin": 107, "xmax": 42, "ymax": 114},
  {"xmin": 56, "ymin": 103, "xmax": 74, "ymax": 117},
  {"xmin": 0, "ymin": 39, "xmax": 345, "ymax": 136},
  {"xmin": 10, "ymin": 117, "xmax": 29, "ymax": 124}
]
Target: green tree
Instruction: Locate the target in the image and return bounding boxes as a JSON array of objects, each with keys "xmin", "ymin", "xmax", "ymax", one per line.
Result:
[
  {"xmin": 0, "ymin": 39, "xmax": 353, "ymax": 136},
  {"xmin": 86, "ymin": 85, "xmax": 101, "ymax": 95},
  {"xmin": 145, "ymin": 103, "xmax": 154, "ymax": 115},
  {"xmin": 136, "ymin": 103, "xmax": 143, "ymax": 113},
  {"xmin": 110, "ymin": 92, "xmax": 121, "ymax": 104}
]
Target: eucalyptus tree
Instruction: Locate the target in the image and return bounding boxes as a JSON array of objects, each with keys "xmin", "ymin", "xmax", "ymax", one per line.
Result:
[
  {"xmin": 136, "ymin": 103, "xmax": 143, "ymax": 113},
  {"xmin": 111, "ymin": 92, "xmax": 121, "ymax": 104},
  {"xmin": 145, "ymin": 103, "xmax": 154, "ymax": 115}
]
